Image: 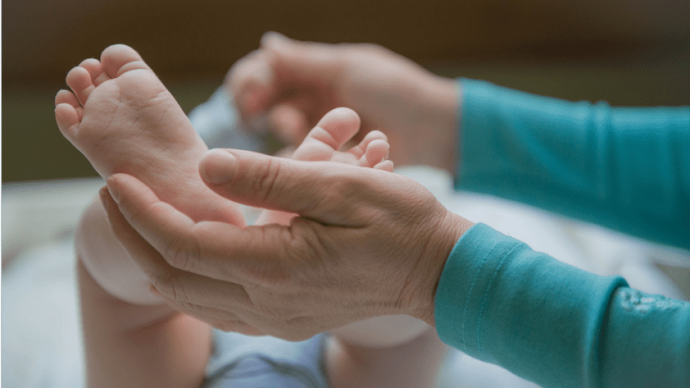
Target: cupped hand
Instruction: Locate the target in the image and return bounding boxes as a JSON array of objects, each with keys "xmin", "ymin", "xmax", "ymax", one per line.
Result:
[
  {"xmin": 227, "ymin": 32, "xmax": 460, "ymax": 172},
  {"xmin": 102, "ymin": 149, "xmax": 472, "ymax": 340}
]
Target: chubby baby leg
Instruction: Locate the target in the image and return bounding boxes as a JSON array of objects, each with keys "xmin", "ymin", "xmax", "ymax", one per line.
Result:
[{"xmin": 55, "ymin": 45, "xmax": 246, "ymax": 303}]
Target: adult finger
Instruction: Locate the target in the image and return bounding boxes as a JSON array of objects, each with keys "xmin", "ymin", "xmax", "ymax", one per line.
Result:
[
  {"xmin": 157, "ymin": 294, "xmax": 266, "ymax": 336},
  {"xmin": 102, "ymin": 182, "xmax": 272, "ymax": 335},
  {"xmin": 154, "ymin": 291, "xmax": 240, "ymax": 322},
  {"xmin": 151, "ymin": 268, "xmax": 255, "ymax": 312},
  {"xmin": 227, "ymin": 50, "xmax": 276, "ymax": 117},
  {"xmin": 105, "ymin": 173, "xmax": 305, "ymax": 300},
  {"xmin": 101, "ymin": 182, "xmax": 240, "ymax": 298},
  {"xmin": 198, "ymin": 149, "xmax": 373, "ymax": 224},
  {"xmin": 104, "ymin": 179, "xmax": 322, "ymax": 340},
  {"xmin": 105, "ymin": 174, "xmax": 200, "ymax": 272},
  {"xmin": 99, "ymin": 183, "xmax": 181, "ymax": 291},
  {"xmin": 260, "ymin": 32, "xmax": 343, "ymax": 83},
  {"xmin": 104, "ymin": 174, "xmax": 247, "ymax": 283}
]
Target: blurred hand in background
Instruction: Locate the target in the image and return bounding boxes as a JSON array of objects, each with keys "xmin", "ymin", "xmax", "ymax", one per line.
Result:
[{"xmin": 227, "ymin": 32, "xmax": 459, "ymax": 172}]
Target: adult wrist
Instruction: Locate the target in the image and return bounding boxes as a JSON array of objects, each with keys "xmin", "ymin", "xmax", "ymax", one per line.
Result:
[{"xmin": 411, "ymin": 210, "xmax": 474, "ymax": 326}]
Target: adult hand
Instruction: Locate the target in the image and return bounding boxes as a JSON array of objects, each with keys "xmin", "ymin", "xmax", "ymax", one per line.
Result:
[
  {"xmin": 102, "ymin": 149, "xmax": 473, "ymax": 340},
  {"xmin": 227, "ymin": 32, "xmax": 459, "ymax": 172}
]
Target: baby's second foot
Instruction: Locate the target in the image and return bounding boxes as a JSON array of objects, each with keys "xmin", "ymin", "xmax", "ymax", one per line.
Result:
[
  {"xmin": 256, "ymin": 107, "xmax": 393, "ymax": 226},
  {"xmin": 55, "ymin": 45, "xmax": 245, "ymax": 226}
]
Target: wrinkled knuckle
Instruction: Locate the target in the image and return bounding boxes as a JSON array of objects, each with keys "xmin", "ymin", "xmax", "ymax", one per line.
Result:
[
  {"xmin": 162, "ymin": 236, "xmax": 201, "ymax": 272},
  {"xmin": 287, "ymin": 234, "xmax": 311, "ymax": 257},
  {"xmin": 175, "ymin": 299, "xmax": 198, "ymax": 313},
  {"xmin": 169, "ymin": 277, "xmax": 191, "ymax": 303},
  {"xmin": 150, "ymin": 272, "xmax": 174, "ymax": 298},
  {"xmin": 253, "ymin": 157, "xmax": 282, "ymax": 202},
  {"xmin": 301, "ymin": 172, "xmax": 364, "ymax": 216},
  {"xmin": 324, "ymin": 173, "xmax": 353, "ymax": 198},
  {"xmin": 288, "ymin": 226, "xmax": 327, "ymax": 261},
  {"xmin": 333, "ymin": 172, "xmax": 367, "ymax": 199},
  {"xmin": 153, "ymin": 273, "xmax": 190, "ymax": 303}
]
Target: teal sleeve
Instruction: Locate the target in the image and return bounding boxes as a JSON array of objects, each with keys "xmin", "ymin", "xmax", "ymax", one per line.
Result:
[
  {"xmin": 435, "ymin": 223, "xmax": 690, "ymax": 388},
  {"xmin": 456, "ymin": 79, "xmax": 690, "ymax": 250}
]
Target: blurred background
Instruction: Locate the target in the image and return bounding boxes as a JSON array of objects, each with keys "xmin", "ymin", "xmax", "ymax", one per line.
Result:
[
  {"xmin": 3, "ymin": 3, "xmax": 690, "ymax": 387},
  {"xmin": 3, "ymin": 0, "xmax": 689, "ymax": 183}
]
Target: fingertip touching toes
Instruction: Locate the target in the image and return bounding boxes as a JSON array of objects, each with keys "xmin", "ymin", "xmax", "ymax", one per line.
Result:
[{"xmin": 253, "ymin": 106, "xmax": 394, "ymax": 226}]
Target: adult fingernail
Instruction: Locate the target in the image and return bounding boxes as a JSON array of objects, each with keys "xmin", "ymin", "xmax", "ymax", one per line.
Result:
[{"xmin": 201, "ymin": 149, "xmax": 237, "ymax": 185}]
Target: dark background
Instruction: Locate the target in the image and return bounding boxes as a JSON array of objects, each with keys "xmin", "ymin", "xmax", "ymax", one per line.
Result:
[{"xmin": 3, "ymin": 0, "xmax": 690, "ymax": 182}]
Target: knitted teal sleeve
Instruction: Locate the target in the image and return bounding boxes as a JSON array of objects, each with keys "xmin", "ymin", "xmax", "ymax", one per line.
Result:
[
  {"xmin": 455, "ymin": 79, "xmax": 690, "ymax": 249},
  {"xmin": 435, "ymin": 224, "xmax": 690, "ymax": 388}
]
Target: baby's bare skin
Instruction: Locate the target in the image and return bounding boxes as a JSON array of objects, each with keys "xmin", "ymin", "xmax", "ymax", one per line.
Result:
[
  {"xmin": 61, "ymin": 44, "xmax": 438, "ymax": 388},
  {"xmin": 56, "ymin": 44, "xmax": 394, "ymax": 303},
  {"xmin": 55, "ymin": 44, "xmax": 246, "ymax": 226},
  {"xmin": 55, "ymin": 44, "xmax": 393, "ymax": 229},
  {"xmin": 256, "ymin": 107, "xmax": 394, "ymax": 225}
]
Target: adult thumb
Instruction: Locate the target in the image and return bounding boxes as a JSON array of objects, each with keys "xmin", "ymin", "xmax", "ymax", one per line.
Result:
[
  {"xmin": 199, "ymin": 149, "xmax": 358, "ymax": 222},
  {"xmin": 260, "ymin": 31, "xmax": 342, "ymax": 81}
]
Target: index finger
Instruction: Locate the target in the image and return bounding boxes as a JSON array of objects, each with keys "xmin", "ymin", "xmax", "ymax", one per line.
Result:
[{"xmin": 228, "ymin": 49, "xmax": 275, "ymax": 117}]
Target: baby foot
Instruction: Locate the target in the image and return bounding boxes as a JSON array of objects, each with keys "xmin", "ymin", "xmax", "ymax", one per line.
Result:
[
  {"xmin": 55, "ymin": 44, "xmax": 245, "ymax": 226},
  {"xmin": 256, "ymin": 107, "xmax": 393, "ymax": 226}
]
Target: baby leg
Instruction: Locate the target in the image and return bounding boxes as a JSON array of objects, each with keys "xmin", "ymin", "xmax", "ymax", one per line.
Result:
[{"xmin": 55, "ymin": 44, "xmax": 247, "ymax": 308}]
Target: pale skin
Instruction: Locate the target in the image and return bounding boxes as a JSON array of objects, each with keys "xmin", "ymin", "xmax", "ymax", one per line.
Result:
[
  {"xmin": 57, "ymin": 44, "xmax": 448, "ymax": 387},
  {"xmin": 227, "ymin": 32, "xmax": 460, "ymax": 171},
  {"xmin": 103, "ymin": 155, "xmax": 474, "ymax": 339},
  {"xmin": 89, "ymin": 35, "xmax": 690, "ymax": 388},
  {"xmin": 116, "ymin": 34, "xmax": 465, "ymax": 346}
]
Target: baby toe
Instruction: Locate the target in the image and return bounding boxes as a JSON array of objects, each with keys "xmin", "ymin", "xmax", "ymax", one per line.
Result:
[
  {"xmin": 355, "ymin": 130, "xmax": 386, "ymax": 154},
  {"xmin": 363, "ymin": 139, "xmax": 389, "ymax": 167},
  {"xmin": 66, "ymin": 66, "xmax": 96, "ymax": 106},
  {"xmin": 310, "ymin": 108, "xmax": 361, "ymax": 150},
  {"xmin": 291, "ymin": 108, "xmax": 362, "ymax": 161},
  {"xmin": 361, "ymin": 130, "xmax": 389, "ymax": 144},
  {"xmin": 55, "ymin": 103, "xmax": 81, "ymax": 137},
  {"xmin": 100, "ymin": 44, "xmax": 150, "ymax": 78},
  {"xmin": 55, "ymin": 89, "xmax": 80, "ymax": 109},
  {"xmin": 374, "ymin": 160, "xmax": 395, "ymax": 172},
  {"xmin": 79, "ymin": 58, "xmax": 111, "ymax": 86}
]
